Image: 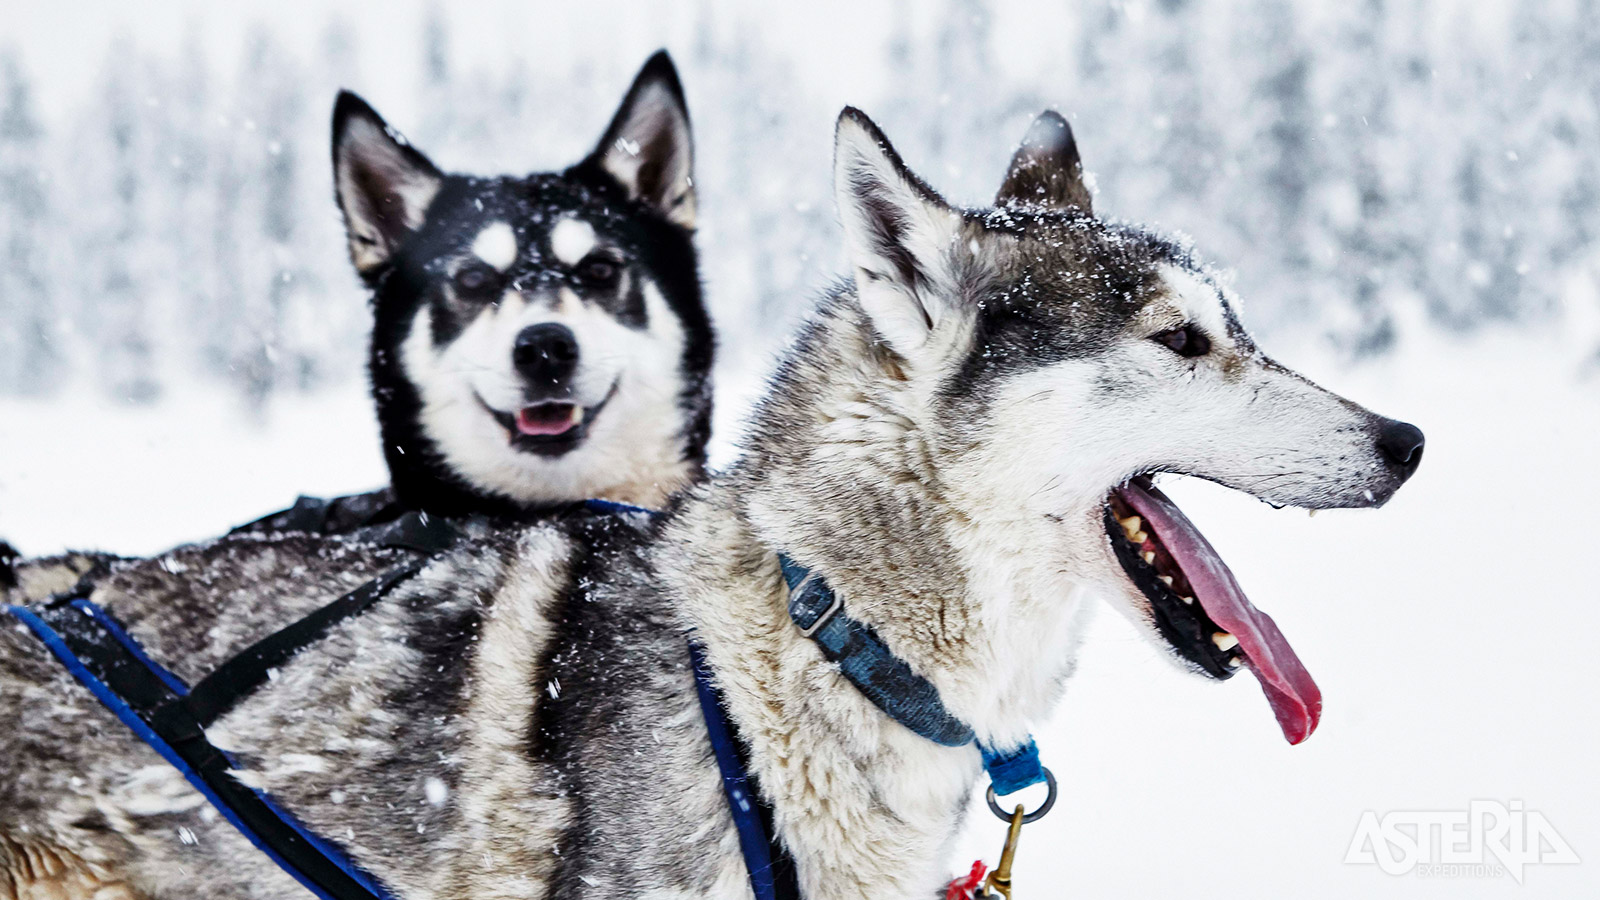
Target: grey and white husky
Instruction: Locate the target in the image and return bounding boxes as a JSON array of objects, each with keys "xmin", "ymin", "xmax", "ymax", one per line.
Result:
[{"xmin": 0, "ymin": 107, "xmax": 1423, "ymax": 899}]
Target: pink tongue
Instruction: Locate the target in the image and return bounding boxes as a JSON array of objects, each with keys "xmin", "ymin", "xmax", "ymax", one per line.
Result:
[
  {"xmin": 515, "ymin": 405, "xmax": 577, "ymax": 436},
  {"xmin": 1117, "ymin": 480, "xmax": 1323, "ymax": 744}
]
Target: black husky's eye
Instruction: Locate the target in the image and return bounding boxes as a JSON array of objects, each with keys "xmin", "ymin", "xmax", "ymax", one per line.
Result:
[
  {"xmin": 576, "ymin": 256, "xmax": 620, "ymax": 288},
  {"xmin": 453, "ymin": 263, "xmax": 500, "ymax": 297},
  {"xmin": 1154, "ymin": 324, "xmax": 1211, "ymax": 358}
]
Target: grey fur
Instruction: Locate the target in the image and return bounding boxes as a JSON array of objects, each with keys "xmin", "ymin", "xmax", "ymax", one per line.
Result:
[
  {"xmin": 1, "ymin": 551, "xmax": 113, "ymax": 606},
  {"xmin": 0, "ymin": 108, "xmax": 1421, "ymax": 900}
]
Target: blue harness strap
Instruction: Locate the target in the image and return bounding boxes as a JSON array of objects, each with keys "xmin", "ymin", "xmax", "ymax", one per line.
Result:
[
  {"xmin": 6, "ymin": 598, "xmax": 399, "ymax": 900},
  {"xmin": 586, "ymin": 501, "xmax": 800, "ymax": 899},
  {"xmin": 68, "ymin": 596, "xmax": 190, "ymax": 694},
  {"xmin": 0, "ymin": 506, "xmax": 463, "ymax": 900},
  {"xmin": 688, "ymin": 641, "xmax": 801, "ymax": 900},
  {"xmin": 581, "ymin": 498, "xmax": 662, "ymax": 517}
]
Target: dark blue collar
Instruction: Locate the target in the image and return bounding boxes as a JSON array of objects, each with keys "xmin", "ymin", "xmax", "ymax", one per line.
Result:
[
  {"xmin": 780, "ymin": 554, "xmax": 974, "ymax": 746},
  {"xmin": 684, "ymin": 543, "xmax": 1051, "ymax": 900},
  {"xmin": 778, "ymin": 554, "xmax": 1047, "ymax": 796}
]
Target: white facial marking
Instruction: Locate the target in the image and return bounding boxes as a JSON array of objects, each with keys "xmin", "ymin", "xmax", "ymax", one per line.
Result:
[
  {"xmin": 471, "ymin": 221, "xmax": 518, "ymax": 272},
  {"xmin": 398, "ymin": 269, "xmax": 692, "ymax": 508},
  {"xmin": 1161, "ymin": 264, "xmax": 1230, "ymax": 340},
  {"xmin": 558, "ymin": 287, "xmax": 581, "ymax": 317},
  {"xmin": 550, "ymin": 217, "xmax": 598, "ymax": 267}
]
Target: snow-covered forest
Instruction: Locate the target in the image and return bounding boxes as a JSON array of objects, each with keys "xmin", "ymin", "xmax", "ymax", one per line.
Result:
[
  {"xmin": 1, "ymin": 0, "xmax": 1598, "ymax": 406},
  {"xmin": 2, "ymin": 4, "xmax": 1597, "ymax": 896}
]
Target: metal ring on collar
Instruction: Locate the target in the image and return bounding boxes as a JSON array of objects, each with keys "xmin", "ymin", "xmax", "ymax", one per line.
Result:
[
  {"xmin": 791, "ymin": 575, "xmax": 843, "ymax": 638},
  {"xmin": 985, "ymin": 766, "xmax": 1057, "ymax": 824}
]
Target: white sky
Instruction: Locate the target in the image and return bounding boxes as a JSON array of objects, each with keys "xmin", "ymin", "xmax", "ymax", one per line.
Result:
[{"xmin": 3, "ymin": 1, "xmax": 1090, "ymax": 130}]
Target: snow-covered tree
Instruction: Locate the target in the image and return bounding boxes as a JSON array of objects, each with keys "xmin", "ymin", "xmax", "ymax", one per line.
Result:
[
  {"xmin": 78, "ymin": 40, "xmax": 161, "ymax": 402},
  {"xmin": 3, "ymin": 1, "xmax": 1600, "ymax": 401},
  {"xmin": 0, "ymin": 49, "xmax": 58, "ymax": 395}
]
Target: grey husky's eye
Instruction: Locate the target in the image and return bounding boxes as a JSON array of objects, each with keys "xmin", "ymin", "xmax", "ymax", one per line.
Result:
[
  {"xmin": 576, "ymin": 256, "xmax": 620, "ymax": 288},
  {"xmin": 1154, "ymin": 324, "xmax": 1210, "ymax": 358},
  {"xmin": 453, "ymin": 263, "xmax": 499, "ymax": 297}
]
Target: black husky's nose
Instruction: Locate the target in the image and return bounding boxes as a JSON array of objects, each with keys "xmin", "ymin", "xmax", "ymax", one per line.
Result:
[
  {"xmin": 513, "ymin": 323, "xmax": 579, "ymax": 387},
  {"xmin": 1375, "ymin": 419, "xmax": 1425, "ymax": 480}
]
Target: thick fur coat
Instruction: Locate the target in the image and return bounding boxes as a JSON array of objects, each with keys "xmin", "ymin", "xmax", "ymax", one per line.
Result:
[{"xmin": 0, "ymin": 109, "xmax": 1422, "ymax": 900}]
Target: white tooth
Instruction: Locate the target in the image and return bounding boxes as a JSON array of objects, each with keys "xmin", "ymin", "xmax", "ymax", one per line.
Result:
[
  {"xmin": 1158, "ymin": 575, "xmax": 1174, "ymax": 586},
  {"xmin": 1212, "ymin": 632, "xmax": 1239, "ymax": 652},
  {"xmin": 1180, "ymin": 595, "xmax": 1194, "ymax": 605},
  {"xmin": 1307, "ymin": 508, "xmax": 1318, "ymax": 519},
  {"xmin": 568, "ymin": 406, "xmax": 585, "ymax": 425},
  {"xmin": 1118, "ymin": 515, "xmax": 1142, "ymax": 534},
  {"xmin": 1227, "ymin": 656, "xmax": 1243, "ymax": 668},
  {"xmin": 1141, "ymin": 551, "xmax": 1155, "ymax": 565},
  {"xmin": 1130, "ymin": 530, "xmax": 1149, "ymax": 543}
]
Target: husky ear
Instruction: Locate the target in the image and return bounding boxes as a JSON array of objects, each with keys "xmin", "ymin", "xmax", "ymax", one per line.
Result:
[
  {"xmin": 996, "ymin": 111, "xmax": 1093, "ymax": 214},
  {"xmin": 584, "ymin": 51, "xmax": 695, "ymax": 230},
  {"xmin": 331, "ymin": 91, "xmax": 443, "ymax": 276},
  {"xmin": 833, "ymin": 107, "xmax": 961, "ymax": 359}
]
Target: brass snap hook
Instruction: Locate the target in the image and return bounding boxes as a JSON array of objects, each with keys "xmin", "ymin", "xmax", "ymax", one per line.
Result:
[{"xmin": 981, "ymin": 803, "xmax": 1027, "ymax": 899}]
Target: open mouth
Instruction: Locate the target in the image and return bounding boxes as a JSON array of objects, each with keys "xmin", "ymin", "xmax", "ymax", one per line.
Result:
[
  {"xmin": 1106, "ymin": 476, "xmax": 1322, "ymax": 744},
  {"xmin": 478, "ymin": 384, "xmax": 616, "ymax": 457},
  {"xmin": 517, "ymin": 403, "xmax": 586, "ymax": 436}
]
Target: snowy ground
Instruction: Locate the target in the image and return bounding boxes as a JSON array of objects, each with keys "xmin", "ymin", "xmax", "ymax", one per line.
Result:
[{"xmin": 1, "ymin": 324, "xmax": 1595, "ymax": 897}]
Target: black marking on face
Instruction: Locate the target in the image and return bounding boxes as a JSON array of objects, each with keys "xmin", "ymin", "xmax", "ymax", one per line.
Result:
[
  {"xmin": 410, "ymin": 180, "xmax": 663, "ymax": 323},
  {"xmin": 549, "ymin": 230, "xmax": 647, "ymax": 330},
  {"xmin": 1213, "ymin": 292, "xmax": 1254, "ymax": 350},
  {"xmin": 941, "ymin": 213, "xmax": 1200, "ymax": 409}
]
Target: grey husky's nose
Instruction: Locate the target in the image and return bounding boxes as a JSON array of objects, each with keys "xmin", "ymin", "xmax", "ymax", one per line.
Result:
[
  {"xmin": 1375, "ymin": 419, "xmax": 1425, "ymax": 478},
  {"xmin": 513, "ymin": 323, "xmax": 579, "ymax": 387}
]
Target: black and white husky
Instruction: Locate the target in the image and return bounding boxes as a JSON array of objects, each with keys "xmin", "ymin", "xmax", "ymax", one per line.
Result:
[
  {"xmin": 335, "ymin": 50, "xmax": 709, "ymax": 518},
  {"xmin": 0, "ymin": 108, "xmax": 1423, "ymax": 899},
  {"xmin": 0, "ymin": 52, "xmax": 708, "ymax": 602}
]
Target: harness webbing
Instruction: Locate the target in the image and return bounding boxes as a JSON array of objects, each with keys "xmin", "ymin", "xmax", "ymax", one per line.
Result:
[
  {"xmin": 689, "ymin": 641, "xmax": 803, "ymax": 900},
  {"xmin": 581, "ymin": 500, "xmax": 804, "ymax": 898},
  {"xmin": 6, "ymin": 596, "xmax": 398, "ymax": 900},
  {"xmin": 184, "ymin": 561, "xmax": 424, "ymax": 727},
  {"xmin": 4, "ymin": 509, "xmax": 461, "ymax": 900},
  {"xmin": 186, "ymin": 511, "xmax": 462, "ymax": 728},
  {"xmin": 12, "ymin": 495, "xmax": 1040, "ymax": 900}
]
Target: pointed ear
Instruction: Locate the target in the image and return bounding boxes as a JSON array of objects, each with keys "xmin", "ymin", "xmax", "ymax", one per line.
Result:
[
  {"xmin": 995, "ymin": 111, "xmax": 1093, "ymax": 214},
  {"xmin": 833, "ymin": 107, "xmax": 961, "ymax": 359},
  {"xmin": 585, "ymin": 51, "xmax": 695, "ymax": 230},
  {"xmin": 331, "ymin": 91, "xmax": 443, "ymax": 276}
]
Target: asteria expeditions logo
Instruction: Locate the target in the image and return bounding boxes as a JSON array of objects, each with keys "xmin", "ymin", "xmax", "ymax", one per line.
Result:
[{"xmin": 1345, "ymin": 800, "xmax": 1579, "ymax": 884}]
